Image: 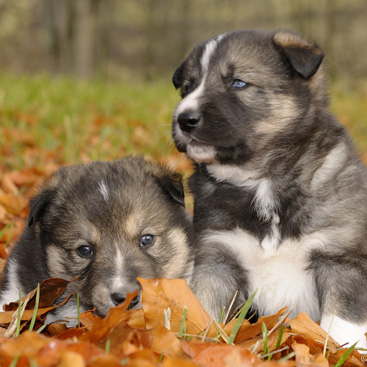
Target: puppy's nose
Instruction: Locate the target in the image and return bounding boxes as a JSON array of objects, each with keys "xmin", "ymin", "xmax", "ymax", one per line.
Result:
[
  {"xmin": 111, "ymin": 292, "xmax": 140, "ymax": 309},
  {"xmin": 177, "ymin": 111, "xmax": 201, "ymax": 133},
  {"xmin": 111, "ymin": 292, "xmax": 126, "ymax": 305}
]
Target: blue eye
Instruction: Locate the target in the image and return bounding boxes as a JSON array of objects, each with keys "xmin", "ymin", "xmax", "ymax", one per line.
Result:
[
  {"xmin": 140, "ymin": 234, "xmax": 155, "ymax": 248},
  {"xmin": 232, "ymin": 79, "xmax": 248, "ymax": 89},
  {"xmin": 77, "ymin": 245, "xmax": 94, "ymax": 258}
]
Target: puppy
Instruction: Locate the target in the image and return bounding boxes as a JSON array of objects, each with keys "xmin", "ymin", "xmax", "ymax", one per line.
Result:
[
  {"xmin": 0, "ymin": 156, "xmax": 193, "ymax": 324},
  {"xmin": 172, "ymin": 29, "xmax": 367, "ymax": 348}
]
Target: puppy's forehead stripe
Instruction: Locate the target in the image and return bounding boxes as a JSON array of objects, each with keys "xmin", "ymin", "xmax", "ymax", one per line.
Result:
[
  {"xmin": 175, "ymin": 35, "xmax": 223, "ymax": 118},
  {"xmin": 98, "ymin": 179, "xmax": 109, "ymax": 202}
]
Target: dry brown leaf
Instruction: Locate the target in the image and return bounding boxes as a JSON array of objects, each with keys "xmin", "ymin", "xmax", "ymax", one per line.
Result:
[
  {"xmin": 291, "ymin": 341, "xmax": 328, "ymax": 367},
  {"xmin": 224, "ymin": 348, "xmax": 295, "ymax": 367},
  {"xmin": 139, "ymin": 278, "xmax": 213, "ymax": 335},
  {"xmin": 0, "ymin": 293, "xmax": 72, "ymax": 324},
  {"xmin": 87, "ymin": 354, "xmax": 123, "ymax": 367},
  {"xmin": 225, "ymin": 307, "xmax": 287, "ymax": 346},
  {"xmin": 181, "ymin": 340, "xmax": 286, "ymax": 367},
  {"xmin": 0, "ymin": 194, "xmax": 27, "ymax": 215},
  {"xmin": 0, "ymin": 331, "xmax": 49, "ymax": 366},
  {"xmin": 151, "ymin": 325, "xmax": 183, "ymax": 358},
  {"xmin": 162, "ymin": 357, "xmax": 199, "ymax": 367},
  {"xmin": 286, "ymin": 312, "xmax": 339, "ymax": 351},
  {"xmin": 81, "ymin": 290, "xmax": 139, "ymax": 344}
]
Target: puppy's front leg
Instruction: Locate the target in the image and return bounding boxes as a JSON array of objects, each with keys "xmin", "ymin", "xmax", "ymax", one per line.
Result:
[
  {"xmin": 313, "ymin": 252, "xmax": 367, "ymax": 350},
  {"xmin": 320, "ymin": 314, "xmax": 367, "ymax": 350},
  {"xmin": 189, "ymin": 242, "xmax": 248, "ymax": 321}
]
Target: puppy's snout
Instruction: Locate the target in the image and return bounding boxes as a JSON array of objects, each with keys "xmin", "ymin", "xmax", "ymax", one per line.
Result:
[
  {"xmin": 111, "ymin": 290, "xmax": 140, "ymax": 309},
  {"xmin": 177, "ymin": 111, "xmax": 201, "ymax": 132},
  {"xmin": 111, "ymin": 292, "xmax": 127, "ymax": 305}
]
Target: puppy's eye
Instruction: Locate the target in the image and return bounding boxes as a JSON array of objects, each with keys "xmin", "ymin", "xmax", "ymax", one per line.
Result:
[
  {"xmin": 77, "ymin": 245, "xmax": 94, "ymax": 258},
  {"xmin": 139, "ymin": 234, "xmax": 155, "ymax": 248},
  {"xmin": 182, "ymin": 82, "xmax": 192, "ymax": 96},
  {"xmin": 232, "ymin": 79, "xmax": 248, "ymax": 89}
]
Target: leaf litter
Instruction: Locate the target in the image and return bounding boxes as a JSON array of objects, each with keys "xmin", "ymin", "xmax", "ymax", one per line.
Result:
[{"xmin": 0, "ymin": 163, "xmax": 366, "ymax": 367}]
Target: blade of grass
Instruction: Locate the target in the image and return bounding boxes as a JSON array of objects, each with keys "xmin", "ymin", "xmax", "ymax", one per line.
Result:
[
  {"xmin": 201, "ymin": 319, "xmax": 213, "ymax": 343},
  {"xmin": 275, "ymin": 324, "xmax": 285, "ymax": 349},
  {"xmin": 14, "ymin": 288, "xmax": 22, "ymax": 337},
  {"xmin": 334, "ymin": 342, "xmax": 357, "ymax": 367},
  {"xmin": 29, "ymin": 358, "xmax": 38, "ymax": 367},
  {"xmin": 77, "ymin": 293, "xmax": 80, "ymax": 328},
  {"xmin": 29, "ymin": 283, "xmax": 40, "ymax": 332},
  {"xmin": 35, "ymin": 323, "xmax": 48, "ymax": 334},
  {"xmin": 6, "ymin": 222, "xmax": 14, "ymax": 246},
  {"xmin": 223, "ymin": 290, "xmax": 238, "ymax": 324},
  {"xmin": 261, "ymin": 346, "xmax": 289, "ymax": 360},
  {"xmin": 218, "ymin": 306, "xmax": 226, "ymax": 324},
  {"xmin": 178, "ymin": 306, "xmax": 187, "ymax": 338},
  {"xmin": 9, "ymin": 354, "xmax": 20, "ymax": 367},
  {"xmin": 105, "ymin": 338, "xmax": 111, "ymax": 354},
  {"xmin": 227, "ymin": 290, "xmax": 257, "ymax": 345},
  {"xmin": 212, "ymin": 319, "xmax": 229, "ymax": 343},
  {"xmin": 261, "ymin": 322, "xmax": 269, "ymax": 360},
  {"xmin": 279, "ymin": 351, "xmax": 296, "ymax": 362}
]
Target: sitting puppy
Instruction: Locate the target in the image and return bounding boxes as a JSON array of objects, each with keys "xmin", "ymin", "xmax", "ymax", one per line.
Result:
[
  {"xmin": 0, "ymin": 156, "xmax": 193, "ymax": 324},
  {"xmin": 172, "ymin": 29, "xmax": 367, "ymax": 348}
]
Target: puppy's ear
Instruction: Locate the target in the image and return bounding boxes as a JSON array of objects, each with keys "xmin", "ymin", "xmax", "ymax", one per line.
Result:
[
  {"xmin": 28, "ymin": 189, "xmax": 54, "ymax": 227},
  {"xmin": 172, "ymin": 61, "xmax": 186, "ymax": 89},
  {"xmin": 273, "ymin": 31, "xmax": 324, "ymax": 79},
  {"xmin": 155, "ymin": 170, "xmax": 186, "ymax": 208}
]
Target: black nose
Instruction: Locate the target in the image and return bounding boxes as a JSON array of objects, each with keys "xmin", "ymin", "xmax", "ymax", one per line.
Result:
[
  {"xmin": 177, "ymin": 111, "xmax": 201, "ymax": 133},
  {"xmin": 111, "ymin": 292, "xmax": 127, "ymax": 305},
  {"xmin": 111, "ymin": 292, "xmax": 140, "ymax": 309}
]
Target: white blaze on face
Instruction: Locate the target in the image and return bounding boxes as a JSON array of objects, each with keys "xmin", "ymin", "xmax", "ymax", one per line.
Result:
[
  {"xmin": 98, "ymin": 179, "xmax": 109, "ymax": 202},
  {"xmin": 112, "ymin": 244, "xmax": 125, "ymax": 291},
  {"xmin": 174, "ymin": 35, "xmax": 225, "ymax": 164},
  {"xmin": 174, "ymin": 35, "xmax": 224, "ymax": 119}
]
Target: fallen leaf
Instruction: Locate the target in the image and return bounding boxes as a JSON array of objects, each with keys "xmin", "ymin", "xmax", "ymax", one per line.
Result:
[
  {"xmin": 286, "ymin": 312, "xmax": 339, "ymax": 351},
  {"xmin": 181, "ymin": 340, "xmax": 281, "ymax": 367},
  {"xmin": 292, "ymin": 340, "xmax": 328, "ymax": 367},
  {"xmin": 224, "ymin": 348, "xmax": 294, "ymax": 367},
  {"xmin": 81, "ymin": 290, "xmax": 139, "ymax": 344},
  {"xmin": 139, "ymin": 278, "xmax": 213, "ymax": 336}
]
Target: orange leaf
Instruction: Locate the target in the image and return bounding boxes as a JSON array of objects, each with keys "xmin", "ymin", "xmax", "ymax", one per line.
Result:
[
  {"xmin": 87, "ymin": 354, "xmax": 123, "ymax": 367},
  {"xmin": 139, "ymin": 278, "xmax": 212, "ymax": 335},
  {"xmin": 0, "ymin": 194, "xmax": 28, "ymax": 215},
  {"xmin": 81, "ymin": 290, "xmax": 139, "ymax": 343},
  {"xmin": 0, "ymin": 331, "xmax": 49, "ymax": 366},
  {"xmin": 151, "ymin": 326, "xmax": 183, "ymax": 358},
  {"xmin": 4, "ymin": 277, "xmax": 70, "ymax": 311},
  {"xmin": 162, "ymin": 358, "xmax": 199, "ymax": 367},
  {"xmin": 292, "ymin": 340, "xmax": 328, "ymax": 367},
  {"xmin": 182, "ymin": 340, "xmax": 276, "ymax": 367},
  {"xmin": 286, "ymin": 312, "xmax": 339, "ymax": 351}
]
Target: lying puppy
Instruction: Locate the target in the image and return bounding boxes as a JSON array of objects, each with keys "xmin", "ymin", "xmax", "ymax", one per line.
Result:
[
  {"xmin": 172, "ymin": 29, "xmax": 367, "ymax": 348},
  {"xmin": 0, "ymin": 157, "xmax": 193, "ymax": 324}
]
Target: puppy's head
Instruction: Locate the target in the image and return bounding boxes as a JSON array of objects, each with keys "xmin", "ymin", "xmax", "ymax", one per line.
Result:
[
  {"xmin": 28, "ymin": 156, "xmax": 193, "ymax": 318},
  {"xmin": 172, "ymin": 29, "xmax": 325, "ymax": 166}
]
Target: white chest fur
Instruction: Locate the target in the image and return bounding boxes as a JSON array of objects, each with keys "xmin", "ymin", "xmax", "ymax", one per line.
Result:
[{"xmin": 202, "ymin": 228, "xmax": 321, "ymax": 321}]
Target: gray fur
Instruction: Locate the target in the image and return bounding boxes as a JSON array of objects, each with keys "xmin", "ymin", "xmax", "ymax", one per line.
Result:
[
  {"xmin": 172, "ymin": 29, "xmax": 367, "ymax": 347},
  {"xmin": 0, "ymin": 156, "xmax": 193, "ymax": 324}
]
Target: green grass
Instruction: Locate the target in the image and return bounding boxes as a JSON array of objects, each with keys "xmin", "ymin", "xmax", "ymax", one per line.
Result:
[
  {"xmin": 0, "ymin": 73, "xmax": 181, "ymax": 170},
  {"xmin": 0, "ymin": 73, "xmax": 365, "ymax": 173}
]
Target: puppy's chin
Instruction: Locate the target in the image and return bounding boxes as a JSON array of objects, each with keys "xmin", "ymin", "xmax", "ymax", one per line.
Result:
[{"xmin": 186, "ymin": 143, "xmax": 217, "ymax": 164}]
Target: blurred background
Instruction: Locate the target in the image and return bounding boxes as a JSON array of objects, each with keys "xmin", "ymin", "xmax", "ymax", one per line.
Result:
[
  {"xmin": 0, "ymin": 0, "xmax": 366, "ymax": 251},
  {"xmin": 1, "ymin": 0, "xmax": 367, "ymax": 81}
]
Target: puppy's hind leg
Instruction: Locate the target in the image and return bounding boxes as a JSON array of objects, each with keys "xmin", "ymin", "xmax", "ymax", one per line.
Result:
[{"xmin": 189, "ymin": 243, "xmax": 249, "ymax": 321}]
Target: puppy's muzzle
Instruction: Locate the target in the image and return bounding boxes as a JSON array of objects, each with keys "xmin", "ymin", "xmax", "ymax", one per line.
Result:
[
  {"xmin": 177, "ymin": 111, "xmax": 202, "ymax": 133},
  {"xmin": 111, "ymin": 291, "xmax": 140, "ymax": 309}
]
